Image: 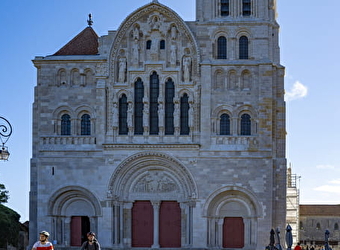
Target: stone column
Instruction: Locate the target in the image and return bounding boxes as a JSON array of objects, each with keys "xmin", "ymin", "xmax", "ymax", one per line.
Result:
[{"xmin": 151, "ymin": 201, "xmax": 160, "ymax": 248}]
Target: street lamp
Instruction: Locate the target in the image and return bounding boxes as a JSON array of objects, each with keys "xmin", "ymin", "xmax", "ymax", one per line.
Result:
[{"xmin": 0, "ymin": 116, "xmax": 12, "ymax": 161}]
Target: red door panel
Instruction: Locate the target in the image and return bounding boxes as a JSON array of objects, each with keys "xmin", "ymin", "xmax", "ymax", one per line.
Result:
[
  {"xmin": 223, "ymin": 217, "xmax": 245, "ymax": 248},
  {"xmin": 71, "ymin": 216, "xmax": 82, "ymax": 246},
  {"xmin": 132, "ymin": 201, "xmax": 153, "ymax": 247},
  {"xmin": 159, "ymin": 201, "xmax": 181, "ymax": 248}
]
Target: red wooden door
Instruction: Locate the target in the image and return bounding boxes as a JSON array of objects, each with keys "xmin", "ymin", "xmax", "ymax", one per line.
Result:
[
  {"xmin": 132, "ymin": 201, "xmax": 153, "ymax": 247},
  {"xmin": 70, "ymin": 216, "xmax": 82, "ymax": 246},
  {"xmin": 223, "ymin": 217, "xmax": 244, "ymax": 248},
  {"xmin": 159, "ymin": 201, "xmax": 181, "ymax": 248}
]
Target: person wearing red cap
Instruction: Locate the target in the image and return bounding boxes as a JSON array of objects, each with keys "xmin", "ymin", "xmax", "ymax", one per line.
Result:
[{"xmin": 81, "ymin": 232, "xmax": 100, "ymax": 250}]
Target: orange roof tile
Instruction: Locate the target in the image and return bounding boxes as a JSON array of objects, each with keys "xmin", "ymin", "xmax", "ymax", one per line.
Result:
[
  {"xmin": 300, "ymin": 205, "xmax": 340, "ymax": 216},
  {"xmin": 53, "ymin": 26, "xmax": 98, "ymax": 56}
]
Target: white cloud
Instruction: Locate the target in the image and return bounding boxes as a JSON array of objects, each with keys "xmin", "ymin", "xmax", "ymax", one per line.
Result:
[
  {"xmin": 316, "ymin": 164, "xmax": 335, "ymax": 170},
  {"xmin": 330, "ymin": 179, "xmax": 340, "ymax": 185},
  {"xmin": 285, "ymin": 81, "xmax": 308, "ymax": 101},
  {"xmin": 314, "ymin": 185, "xmax": 340, "ymax": 194}
]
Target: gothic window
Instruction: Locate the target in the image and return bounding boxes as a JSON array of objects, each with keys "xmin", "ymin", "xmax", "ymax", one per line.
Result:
[
  {"xmin": 217, "ymin": 36, "xmax": 227, "ymax": 59},
  {"xmin": 81, "ymin": 114, "xmax": 91, "ymax": 135},
  {"xmin": 180, "ymin": 94, "xmax": 189, "ymax": 135},
  {"xmin": 150, "ymin": 72, "xmax": 159, "ymax": 135},
  {"xmin": 221, "ymin": 0, "xmax": 230, "ymax": 16},
  {"xmin": 165, "ymin": 78, "xmax": 175, "ymax": 135},
  {"xmin": 146, "ymin": 40, "xmax": 152, "ymax": 50},
  {"xmin": 220, "ymin": 114, "xmax": 230, "ymax": 135},
  {"xmin": 242, "ymin": 0, "xmax": 251, "ymax": 16},
  {"xmin": 160, "ymin": 40, "xmax": 165, "ymax": 50},
  {"xmin": 239, "ymin": 36, "xmax": 249, "ymax": 59},
  {"xmin": 134, "ymin": 78, "xmax": 144, "ymax": 135},
  {"xmin": 240, "ymin": 114, "xmax": 251, "ymax": 135},
  {"xmin": 61, "ymin": 114, "xmax": 71, "ymax": 135},
  {"xmin": 119, "ymin": 94, "xmax": 128, "ymax": 135}
]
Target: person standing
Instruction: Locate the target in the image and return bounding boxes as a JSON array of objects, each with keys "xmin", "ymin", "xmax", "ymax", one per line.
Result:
[
  {"xmin": 294, "ymin": 243, "xmax": 302, "ymax": 250},
  {"xmin": 32, "ymin": 231, "xmax": 54, "ymax": 250},
  {"xmin": 81, "ymin": 232, "xmax": 101, "ymax": 250}
]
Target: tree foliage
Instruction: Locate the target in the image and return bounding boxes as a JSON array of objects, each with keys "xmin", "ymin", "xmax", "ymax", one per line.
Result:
[
  {"xmin": 0, "ymin": 183, "xmax": 9, "ymax": 204},
  {"xmin": 0, "ymin": 204, "xmax": 21, "ymax": 247}
]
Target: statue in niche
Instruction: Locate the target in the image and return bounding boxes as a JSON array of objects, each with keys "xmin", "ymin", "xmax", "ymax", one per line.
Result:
[
  {"xmin": 132, "ymin": 41, "xmax": 140, "ymax": 64},
  {"xmin": 118, "ymin": 57, "xmax": 127, "ymax": 82},
  {"xmin": 183, "ymin": 56, "xmax": 192, "ymax": 82},
  {"xmin": 170, "ymin": 26, "xmax": 177, "ymax": 40},
  {"xmin": 170, "ymin": 45, "xmax": 177, "ymax": 65},
  {"xmin": 127, "ymin": 102, "xmax": 133, "ymax": 128},
  {"xmin": 133, "ymin": 26, "xmax": 139, "ymax": 41},
  {"xmin": 112, "ymin": 102, "xmax": 118, "ymax": 128},
  {"xmin": 149, "ymin": 15, "xmax": 161, "ymax": 30},
  {"xmin": 158, "ymin": 103, "xmax": 164, "ymax": 127}
]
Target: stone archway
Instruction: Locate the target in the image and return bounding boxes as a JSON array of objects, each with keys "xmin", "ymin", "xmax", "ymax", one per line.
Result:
[
  {"xmin": 204, "ymin": 186, "xmax": 263, "ymax": 249},
  {"xmin": 108, "ymin": 151, "xmax": 197, "ymax": 248}
]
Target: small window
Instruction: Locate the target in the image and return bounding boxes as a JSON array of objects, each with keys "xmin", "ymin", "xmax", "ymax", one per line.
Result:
[
  {"xmin": 180, "ymin": 94, "xmax": 189, "ymax": 135},
  {"xmin": 119, "ymin": 94, "xmax": 128, "ymax": 135},
  {"xmin": 299, "ymin": 221, "xmax": 304, "ymax": 230},
  {"xmin": 217, "ymin": 36, "xmax": 227, "ymax": 59},
  {"xmin": 61, "ymin": 114, "xmax": 71, "ymax": 135},
  {"xmin": 239, "ymin": 36, "xmax": 249, "ymax": 59},
  {"xmin": 242, "ymin": 0, "xmax": 251, "ymax": 16},
  {"xmin": 240, "ymin": 114, "xmax": 251, "ymax": 135},
  {"xmin": 160, "ymin": 40, "xmax": 165, "ymax": 50},
  {"xmin": 221, "ymin": 0, "xmax": 230, "ymax": 16},
  {"xmin": 220, "ymin": 114, "xmax": 230, "ymax": 135},
  {"xmin": 334, "ymin": 223, "xmax": 339, "ymax": 230},
  {"xmin": 316, "ymin": 223, "xmax": 321, "ymax": 230},
  {"xmin": 81, "ymin": 114, "xmax": 91, "ymax": 135},
  {"xmin": 146, "ymin": 40, "xmax": 152, "ymax": 50}
]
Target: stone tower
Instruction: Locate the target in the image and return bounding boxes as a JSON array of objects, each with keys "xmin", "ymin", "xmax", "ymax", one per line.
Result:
[{"xmin": 30, "ymin": 0, "xmax": 286, "ymax": 249}]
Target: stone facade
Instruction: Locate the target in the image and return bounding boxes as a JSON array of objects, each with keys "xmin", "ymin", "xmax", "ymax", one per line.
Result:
[{"xmin": 30, "ymin": 0, "xmax": 286, "ymax": 249}]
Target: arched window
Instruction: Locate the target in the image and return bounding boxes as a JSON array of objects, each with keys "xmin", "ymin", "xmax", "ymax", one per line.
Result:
[
  {"xmin": 221, "ymin": 0, "xmax": 230, "ymax": 16},
  {"xmin": 316, "ymin": 223, "xmax": 321, "ymax": 230},
  {"xmin": 242, "ymin": 0, "xmax": 251, "ymax": 16},
  {"xmin": 160, "ymin": 40, "xmax": 165, "ymax": 50},
  {"xmin": 119, "ymin": 94, "xmax": 128, "ymax": 135},
  {"xmin": 165, "ymin": 78, "xmax": 175, "ymax": 135},
  {"xmin": 299, "ymin": 221, "xmax": 304, "ymax": 230},
  {"xmin": 81, "ymin": 114, "xmax": 91, "ymax": 135},
  {"xmin": 220, "ymin": 114, "xmax": 230, "ymax": 135},
  {"xmin": 334, "ymin": 223, "xmax": 339, "ymax": 230},
  {"xmin": 240, "ymin": 114, "xmax": 251, "ymax": 135},
  {"xmin": 61, "ymin": 114, "xmax": 71, "ymax": 135},
  {"xmin": 217, "ymin": 36, "xmax": 227, "ymax": 59},
  {"xmin": 134, "ymin": 78, "xmax": 144, "ymax": 135},
  {"xmin": 239, "ymin": 36, "xmax": 249, "ymax": 59},
  {"xmin": 180, "ymin": 94, "xmax": 189, "ymax": 135},
  {"xmin": 150, "ymin": 72, "xmax": 159, "ymax": 135},
  {"xmin": 146, "ymin": 40, "xmax": 152, "ymax": 50}
]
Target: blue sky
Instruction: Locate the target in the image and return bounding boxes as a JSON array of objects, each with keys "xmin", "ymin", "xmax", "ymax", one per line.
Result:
[{"xmin": 0, "ymin": 0, "xmax": 339, "ymax": 222}]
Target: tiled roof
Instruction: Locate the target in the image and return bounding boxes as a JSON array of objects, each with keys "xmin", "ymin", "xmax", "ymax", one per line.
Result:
[
  {"xmin": 300, "ymin": 205, "xmax": 340, "ymax": 216},
  {"xmin": 53, "ymin": 27, "xmax": 98, "ymax": 55}
]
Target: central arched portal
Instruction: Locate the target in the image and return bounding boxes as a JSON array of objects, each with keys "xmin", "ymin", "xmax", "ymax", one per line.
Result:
[{"xmin": 108, "ymin": 152, "xmax": 197, "ymax": 248}]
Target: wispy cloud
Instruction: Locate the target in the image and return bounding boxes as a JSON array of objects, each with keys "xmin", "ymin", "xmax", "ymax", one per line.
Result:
[
  {"xmin": 314, "ymin": 185, "xmax": 340, "ymax": 194},
  {"xmin": 285, "ymin": 81, "xmax": 308, "ymax": 102},
  {"xmin": 316, "ymin": 164, "xmax": 335, "ymax": 170}
]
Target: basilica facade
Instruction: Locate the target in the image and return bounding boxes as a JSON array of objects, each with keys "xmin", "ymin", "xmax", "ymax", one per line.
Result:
[{"xmin": 30, "ymin": 0, "xmax": 286, "ymax": 249}]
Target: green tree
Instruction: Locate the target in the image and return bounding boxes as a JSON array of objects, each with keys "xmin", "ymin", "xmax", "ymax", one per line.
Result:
[
  {"xmin": 0, "ymin": 183, "xmax": 9, "ymax": 204},
  {"xmin": 0, "ymin": 184, "xmax": 20, "ymax": 248}
]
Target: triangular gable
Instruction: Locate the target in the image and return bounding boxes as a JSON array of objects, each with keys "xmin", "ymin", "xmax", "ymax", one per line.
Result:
[{"xmin": 53, "ymin": 26, "xmax": 99, "ymax": 55}]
